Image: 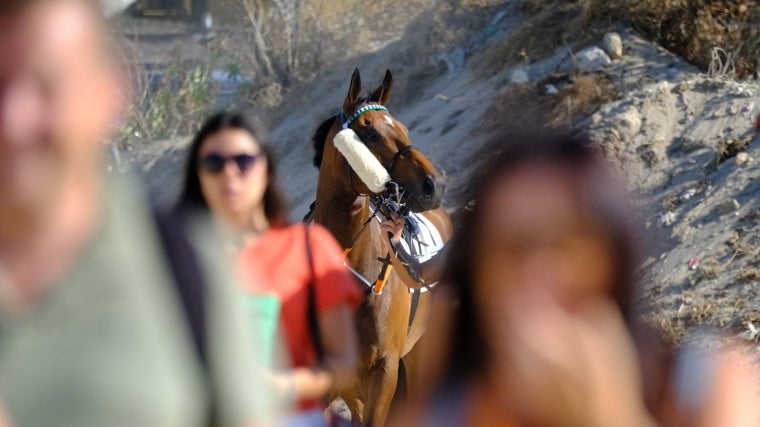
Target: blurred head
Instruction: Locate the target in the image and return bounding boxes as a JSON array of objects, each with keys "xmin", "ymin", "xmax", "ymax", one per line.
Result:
[
  {"xmin": 0, "ymin": 0, "xmax": 122, "ymax": 229},
  {"xmin": 178, "ymin": 111, "xmax": 287, "ymax": 226},
  {"xmin": 442, "ymin": 130, "xmax": 639, "ymax": 380}
]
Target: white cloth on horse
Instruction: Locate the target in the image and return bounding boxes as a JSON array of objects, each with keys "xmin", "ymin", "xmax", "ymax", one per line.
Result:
[
  {"xmin": 372, "ymin": 203, "xmax": 445, "ymax": 264},
  {"xmin": 399, "ymin": 212, "xmax": 445, "ymax": 264},
  {"xmin": 333, "ymin": 128, "xmax": 391, "ymax": 193}
]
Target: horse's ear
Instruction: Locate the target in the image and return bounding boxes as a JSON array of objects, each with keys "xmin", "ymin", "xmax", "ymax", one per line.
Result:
[
  {"xmin": 344, "ymin": 68, "xmax": 362, "ymax": 114},
  {"xmin": 369, "ymin": 69, "xmax": 393, "ymax": 105}
]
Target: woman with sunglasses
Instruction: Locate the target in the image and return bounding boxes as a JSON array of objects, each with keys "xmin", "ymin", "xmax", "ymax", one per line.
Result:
[{"xmin": 176, "ymin": 111, "xmax": 362, "ymax": 427}]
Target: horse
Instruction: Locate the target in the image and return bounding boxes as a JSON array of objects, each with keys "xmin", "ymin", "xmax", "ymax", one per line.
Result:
[{"xmin": 309, "ymin": 68, "xmax": 453, "ymax": 426}]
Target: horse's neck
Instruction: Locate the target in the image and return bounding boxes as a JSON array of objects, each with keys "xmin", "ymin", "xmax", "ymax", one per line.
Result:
[{"xmin": 313, "ymin": 191, "xmax": 377, "ymax": 250}]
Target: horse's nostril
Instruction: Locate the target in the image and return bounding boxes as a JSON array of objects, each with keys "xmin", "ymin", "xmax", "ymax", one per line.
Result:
[{"xmin": 423, "ymin": 175, "xmax": 436, "ymax": 195}]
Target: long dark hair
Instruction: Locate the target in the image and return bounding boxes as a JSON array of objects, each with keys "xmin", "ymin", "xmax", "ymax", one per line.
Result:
[
  {"xmin": 176, "ymin": 110, "xmax": 288, "ymax": 224},
  {"xmin": 441, "ymin": 130, "xmax": 641, "ymax": 383}
]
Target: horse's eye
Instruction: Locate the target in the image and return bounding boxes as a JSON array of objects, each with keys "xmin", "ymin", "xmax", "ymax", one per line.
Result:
[{"xmin": 361, "ymin": 128, "xmax": 379, "ymax": 143}]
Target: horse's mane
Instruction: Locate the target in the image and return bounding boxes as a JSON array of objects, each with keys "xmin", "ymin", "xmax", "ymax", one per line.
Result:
[
  {"xmin": 312, "ymin": 97, "xmax": 371, "ymax": 169},
  {"xmin": 311, "ymin": 115, "xmax": 336, "ymax": 169}
]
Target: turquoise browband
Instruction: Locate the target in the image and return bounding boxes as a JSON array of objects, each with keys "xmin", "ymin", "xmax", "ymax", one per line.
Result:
[{"xmin": 341, "ymin": 104, "xmax": 389, "ymax": 129}]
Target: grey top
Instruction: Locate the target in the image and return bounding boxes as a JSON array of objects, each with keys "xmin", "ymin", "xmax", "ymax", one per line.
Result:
[{"xmin": 0, "ymin": 176, "xmax": 274, "ymax": 427}]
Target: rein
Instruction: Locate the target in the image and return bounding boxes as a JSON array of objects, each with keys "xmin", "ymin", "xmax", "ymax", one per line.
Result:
[
  {"xmin": 339, "ymin": 193, "xmax": 436, "ymax": 297},
  {"xmin": 341, "ymin": 201, "xmax": 387, "ymax": 295}
]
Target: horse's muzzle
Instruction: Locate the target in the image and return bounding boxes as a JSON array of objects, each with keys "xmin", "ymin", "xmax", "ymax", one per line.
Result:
[{"xmin": 407, "ymin": 174, "xmax": 446, "ymax": 212}]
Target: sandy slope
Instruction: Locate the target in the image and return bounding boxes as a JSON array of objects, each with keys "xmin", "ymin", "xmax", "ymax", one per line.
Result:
[
  {"xmin": 130, "ymin": 8, "xmax": 760, "ymax": 345},
  {"xmin": 592, "ymin": 71, "xmax": 760, "ymax": 342}
]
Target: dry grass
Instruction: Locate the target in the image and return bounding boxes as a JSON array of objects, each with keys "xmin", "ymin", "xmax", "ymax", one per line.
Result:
[
  {"xmin": 717, "ymin": 134, "xmax": 753, "ymax": 164},
  {"xmin": 691, "ymin": 257, "xmax": 723, "ymax": 284},
  {"xmin": 479, "ymin": 83, "xmax": 555, "ymax": 135},
  {"xmin": 473, "ymin": 0, "xmax": 600, "ymax": 78},
  {"xmin": 548, "ymin": 74, "xmax": 620, "ymax": 127},
  {"xmin": 662, "ymin": 192, "xmax": 683, "ymax": 212},
  {"xmin": 737, "ymin": 268, "xmax": 760, "ymax": 283},
  {"xmin": 476, "ymin": 72, "xmax": 618, "ymax": 142},
  {"xmin": 475, "ymin": 0, "xmax": 760, "ymax": 79},
  {"xmin": 652, "ymin": 311, "xmax": 686, "ymax": 344},
  {"xmin": 689, "ymin": 300, "xmax": 715, "ymax": 323},
  {"xmin": 584, "ymin": 0, "xmax": 760, "ymax": 78},
  {"xmin": 456, "ymin": 72, "xmax": 618, "ymax": 208}
]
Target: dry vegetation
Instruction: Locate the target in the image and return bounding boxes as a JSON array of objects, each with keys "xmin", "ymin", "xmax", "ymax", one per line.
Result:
[
  {"xmin": 114, "ymin": 0, "xmax": 504, "ymax": 145},
  {"xmin": 586, "ymin": 0, "xmax": 760, "ymax": 78},
  {"xmin": 118, "ymin": 0, "xmax": 760, "ymax": 146},
  {"xmin": 471, "ymin": 0, "xmax": 759, "ymax": 79},
  {"xmin": 119, "ymin": 0, "xmax": 760, "ymax": 169},
  {"xmin": 477, "ymin": 73, "xmax": 619, "ymax": 140},
  {"xmin": 207, "ymin": 0, "xmax": 434, "ymax": 83},
  {"xmin": 451, "ymin": 72, "xmax": 619, "ymax": 208},
  {"xmin": 471, "ymin": 0, "xmax": 600, "ymax": 78}
]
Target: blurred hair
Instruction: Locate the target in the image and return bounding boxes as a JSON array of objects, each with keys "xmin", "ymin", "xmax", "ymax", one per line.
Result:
[
  {"xmin": 0, "ymin": 0, "xmax": 27, "ymax": 13},
  {"xmin": 1, "ymin": 0, "xmax": 119, "ymax": 61},
  {"xmin": 440, "ymin": 129, "xmax": 641, "ymax": 383},
  {"xmin": 0, "ymin": 0, "xmax": 102, "ymax": 14},
  {"xmin": 176, "ymin": 110, "xmax": 289, "ymax": 225}
]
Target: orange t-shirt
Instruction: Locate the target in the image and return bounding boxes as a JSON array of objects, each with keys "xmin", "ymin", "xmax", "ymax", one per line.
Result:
[{"xmin": 237, "ymin": 223, "xmax": 362, "ymax": 407}]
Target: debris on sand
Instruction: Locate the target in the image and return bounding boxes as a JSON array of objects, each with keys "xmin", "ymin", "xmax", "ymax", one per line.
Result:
[{"xmin": 737, "ymin": 321, "xmax": 760, "ymax": 342}]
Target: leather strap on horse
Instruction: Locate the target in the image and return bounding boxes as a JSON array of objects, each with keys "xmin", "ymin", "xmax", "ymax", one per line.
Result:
[
  {"xmin": 343, "ymin": 247, "xmax": 395, "ymax": 296},
  {"xmin": 340, "ymin": 104, "xmax": 388, "ymax": 129},
  {"xmin": 372, "ymin": 254, "xmax": 394, "ymax": 295},
  {"xmin": 387, "ymin": 145, "xmax": 419, "ymax": 174},
  {"xmin": 407, "ymin": 291, "xmax": 421, "ymax": 335},
  {"xmin": 388, "ymin": 237, "xmax": 425, "ymax": 285},
  {"xmin": 336, "ymin": 204, "xmax": 397, "ymax": 295}
]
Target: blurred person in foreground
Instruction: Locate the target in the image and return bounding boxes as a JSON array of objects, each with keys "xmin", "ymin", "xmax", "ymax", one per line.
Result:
[
  {"xmin": 176, "ymin": 110, "xmax": 361, "ymax": 426},
  {"xmin": 644, "ymin": 331, "xmax": 760, "ymax": 427},
  {"xmin": 394, "ymin": 131, "xmax": 657, "ymax": 427},
  {"xmin": 393, "ymin": 130, "xmax": 760, "ymax": 427},
  {"xmin": 0, "ymin": 1, "xmax": 266, "ymax": 426}
]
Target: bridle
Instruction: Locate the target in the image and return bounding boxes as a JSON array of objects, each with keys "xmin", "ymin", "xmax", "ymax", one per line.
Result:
[
  {"xmin": 339, "ymin": 104, "xmax": 420, "ymax": 197},
  {"xmin": 387, "ymin": 145, "xmax": 419, "ymax": 173},
  {"xmin": 332, "ymin": 104, "xmax": 430, "ymax": 295}
]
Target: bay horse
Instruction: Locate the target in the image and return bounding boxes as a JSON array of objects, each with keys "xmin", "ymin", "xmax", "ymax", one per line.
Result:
[{"xmin": 310, "ymin": 68, "xmax": 453, "ymax": 426}]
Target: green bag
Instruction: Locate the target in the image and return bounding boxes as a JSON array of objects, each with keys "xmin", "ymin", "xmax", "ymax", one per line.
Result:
[{"xmin": 244, "ymin": 293, "xmax": 281, "ymax": 367}]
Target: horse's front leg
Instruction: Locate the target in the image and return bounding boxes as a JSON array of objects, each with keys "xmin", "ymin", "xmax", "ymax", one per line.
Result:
[
  {"xmin": 362, "ymin": 355, "xmax": 399, "ymax": 427},
  {"xmin": 398, "ymin": 292, "xmax": 432, "ymax": 397}
]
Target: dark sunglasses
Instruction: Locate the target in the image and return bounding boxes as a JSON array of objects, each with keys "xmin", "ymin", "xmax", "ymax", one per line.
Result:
[{"xmin": 199, "ymin": 153, "xmax": 260, "ymax": 174}]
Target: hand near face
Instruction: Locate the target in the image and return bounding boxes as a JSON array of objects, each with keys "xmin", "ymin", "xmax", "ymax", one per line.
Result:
[
  {"xmin": 671, "ymin": 342, "xmax": 760, "ymax": 427},
  {"xmin": 492, "ymin": 292, "xmax": 655, "ymax": 427}
]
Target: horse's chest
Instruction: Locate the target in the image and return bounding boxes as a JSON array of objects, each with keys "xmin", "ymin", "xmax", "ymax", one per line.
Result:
[{"xmin": 351, "ymin": 252, "xmax": 385, "ymax": 279}]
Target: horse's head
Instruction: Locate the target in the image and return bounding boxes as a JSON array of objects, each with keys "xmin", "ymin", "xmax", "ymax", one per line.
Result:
[{"xmin": 314, "ymin": 68, "xmax": 446, "ymax": 212}]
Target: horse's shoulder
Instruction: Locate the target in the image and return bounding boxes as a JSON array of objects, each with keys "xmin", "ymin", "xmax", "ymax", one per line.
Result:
[{"xmin": 419, "ymin": 207, "xmax": 454, "ymax": 238}]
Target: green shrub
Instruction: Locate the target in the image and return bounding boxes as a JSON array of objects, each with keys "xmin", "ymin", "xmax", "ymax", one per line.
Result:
[{"xmin": 119, "ymin": 58, "xmax": 216, "ymax": 145}]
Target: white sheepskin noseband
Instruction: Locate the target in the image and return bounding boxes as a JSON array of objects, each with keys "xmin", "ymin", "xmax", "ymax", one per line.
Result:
[{"xmin": 333, "ymin": 128, "xmax": 391, "ymax": 193}]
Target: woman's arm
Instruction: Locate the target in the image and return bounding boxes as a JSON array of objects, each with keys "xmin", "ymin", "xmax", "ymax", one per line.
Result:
[
  {"xmin": 273, "ymin": 223, "xmax": 360, "ymax": 402},
  {"xmin": 275, "ymin": 304, "xmax": 358, "ymax": 401}
]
